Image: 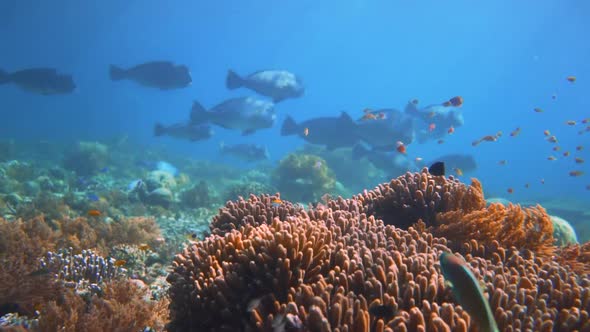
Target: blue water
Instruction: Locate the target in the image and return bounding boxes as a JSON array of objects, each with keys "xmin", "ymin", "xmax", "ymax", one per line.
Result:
[{"xmin": 1, "ymin": 0, "xmax": 589, "ymax": 203}]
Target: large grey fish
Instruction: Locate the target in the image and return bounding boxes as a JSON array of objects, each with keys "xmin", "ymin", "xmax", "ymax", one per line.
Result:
[
  {"xmin": 226, "ymin": 69, "xmax": 304, "ymax": 103},
  {"xmin": 427, "ymin": 154, "xmax": 477, "ymax": 174},
  {"xmin": 440, "ymin": 252, "xmax": 499, "ymax": 332},
  {"xmin": 190, "ymin": 97, "xmax": 276, "ymax": 135},
  {"xmin": 0, "ymin": 68, "xmax": 76, "ymax": 95},
  {"xmin": 281, "ymin": 112, "xmax": 361, "ymax": 150},
  {"xmin": 109, "ymin": 61, "xmax": 191, "ymax": 90},
  {"xmin": 352, "ymin": 144, "xmax": 412, "ymax": 178},
  {"xmin": 154, "ymin": 122, "xmax": 213, "ymax": 141},
  {"xmin": 219, "ymin": 142, "xmax": 269, "ymax": 162},
  {"xmin": 355, "ymin": 108, "xmax": 416, "ymax": 150},
  {"xmin": 405, "ymin": 100, "xmax": 464, "ymax": 143}
]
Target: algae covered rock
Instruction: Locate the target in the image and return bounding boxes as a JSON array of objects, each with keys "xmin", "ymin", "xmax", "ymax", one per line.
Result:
[
  {"xmin": 271, "ymin": 153, "xmax": 335, "ymax": 202},
  {"xmin": 146, "ymin": 170, "xmax": 177, "ymax": 191},
  {"xmin": 63, "ymin": 141, "xmax": 109, "ymax": 176},
  {"xmin": 551, "ymin": 215, "xmax": 579, "ymax": 246}
]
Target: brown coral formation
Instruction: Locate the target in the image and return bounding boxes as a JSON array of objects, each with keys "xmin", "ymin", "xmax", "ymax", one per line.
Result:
[
  {"xmin": 556, "ymin": 241, "xmax": 590, "ymax": 276},
  {"xmin": 209, "ymin": 193, "xmax": 304, "ymax": 236},
  {"xmin": 0, "ymin": 218, "xmax": 61, "ymax": 315},
  {"xmin": 37, "ymin": 279, "xmax": 169, "ymax": 332},
  {"xmin": 341, "ymin": 170, "xmax": 486, "ymax": 229},
  {"xmin": 167, "ymin": 199, "xmax": 590, "ymax": 331},
  {"xmin": 434, "ymin": 203, "xmax": 556, "ymax": 259}
]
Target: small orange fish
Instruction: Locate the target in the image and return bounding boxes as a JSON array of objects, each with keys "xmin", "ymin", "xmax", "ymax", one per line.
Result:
[
  {"xmin": 361, "ymin": 113, "xmax": 377, "ymax": 121},
  {"xmin": 428, "ymin": 123, "xmax": 436, "ymax": 132},
  {"xmin": 498, "ymin": 160, "xmax": 507, "ymax": 165},
  {"xmin": 543, "ymin": 130, "xmax": 550, "ymax": 136},
  {"xmin": 576, "ymin": 146, "xmax": 583, "ymax": 151},
  {"xmin": 569, "ymin": 170, "xmax": 584, "ymax": 177},
  {"xmin": 271, "ymin": 198, "xmax": 282, "ymax": 207},
  {"xmin": 87, "ymin": 209, "xmax": 101, "ymax": 217},
  {"xmin": 507, "ymin": 188, "xmax": 514, "ymax": 194},
  {"xmin": 303, "ymin": 127, "xmax": 309, "ymax": 136},
  {"xmin": 481, "ymin": 135, "xmax": 497, "ymax": 142},
  {"xmin": 114, "ymin": 259, "xmax": 126, "ymax": 267},
  {"xmin": 563, "ymin": 151, "xmax": 570, "ymax": 157},
  {"xmin": 575, "ymin": 157, "xmax": 584, "ymax": 164},
  {"xmin": 547, "ymin": 136, "xmax": 558, "ymax": 143},
  {"xmin": 547, "ymin": 156, "xmax": 557, "ymax": 161},
  {"xmin": 437, "ymin": 139, "xmax": 445, "ymax": 144},
  {"xmin": 510, "ymin": 127, "xmax": 521, "ymax": 137},
  {"xmin": 534, "ymin": 108, "xmax": 544, "ymax": 113},
  {"xmin": 553, "ymin": 146, "xmax": 561, "ymax": 151},
  {"xmin": 582, "ymin": 118, "xmax": 590, "ymax": 124},
  {"xmin": 454, "ymin": 168, "xmax": 463, "ymax": 176},
  {"xmin": 396, "ymin": 141, "xmax": 407, "ymax": 154},
  {"xmin": 566, "ymin": 120, "xmax": 577, "ymax": 126},
  {"xmin": 447, "ymin": 126, "xmax": 455, "ymax": 134},
  {"xmin": 566, "ymin": 76, "xmax": 576, "ymax": 83},
  {"xmin": 138, "ymin": 244, "xmax": 151, "ymax": 251}
]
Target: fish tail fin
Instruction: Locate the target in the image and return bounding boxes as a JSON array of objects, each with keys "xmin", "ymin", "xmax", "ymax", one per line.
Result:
[
  {"xmin": 154, "ymin": 123, "xmax": 166, "ymax": 136},
  {"xmin": 0, "ymin": 69, "xmax": 9, "ymax": 84},
  {"xmin": 280, "ymin": 116, "xmax": 299, "ymax": 136},
  {"xmin": 190, "ymin": 101, "xmax": 209, "ymax": 124},
  {"xmin": 109, "ymin": 65, "xmax": 126, "ymax": 81},
  {"xmin": 352, "ymin": 144, "xmax": 369, "ymax": 160},
  {"xmin": 226, "ymin": 69, "xmax": 243, "ymax": 89}
]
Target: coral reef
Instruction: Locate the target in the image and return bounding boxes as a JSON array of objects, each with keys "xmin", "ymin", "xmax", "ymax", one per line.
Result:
[
  {"xmin": 223, "ymin": 181, "xmax": 276, "ymax": 203},
  {"xmin": 0, "ymin": 218, "xmax": 61, "ymax": 317},
  {"xmin": 63, "ymin": 141, "xmax": 109, "ymax": 176},
  {"xmin": 551, "ymin": 215, "xmax": 579, "ymax": 247},
  {"xmin": 37, "ymin": 279, "xmax": 169, "ymax": 332},
  {"xmin": 40, "ymin": 248, "xmax": 125, "ymax": 288},
  {"xmin": 180, "ymin": 180, "xmax": 218, "ymax": 208},
  {"xmin": 167, "ymin": 203, "xmax": 590, "ymax": 331},
  {"xmin": 272, "ymin": 153, "xmax": 336, "ymax": 202},
  {"xmin": 433, "ymin": 203, "xmax": 556, "ymax": 259}
]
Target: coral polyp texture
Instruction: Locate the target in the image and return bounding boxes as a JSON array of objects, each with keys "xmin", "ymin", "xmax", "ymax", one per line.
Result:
[{"xmin": 166, "ymin": 169, "xmax": 590, "ymax": 331}]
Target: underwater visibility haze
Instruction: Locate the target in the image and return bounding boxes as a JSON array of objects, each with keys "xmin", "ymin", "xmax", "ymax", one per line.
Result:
[{"xmin": 0, "ymin": 1, "xmax": 589, "ymax": 331}]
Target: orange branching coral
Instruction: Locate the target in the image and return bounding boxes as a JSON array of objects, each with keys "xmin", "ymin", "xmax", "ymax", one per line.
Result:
[
  {"xmin": 167, "ymin": 201, "xmax": 589, "ymax": 332},
  {"xmin": 434, "ymin": 203, "xmax": 556, "ymax": 259},
  {"xmin": 209, "ymin": 193, "xmax": 304, "ymax": 236},
  {"xmin": 0, "ymin": 218, "xmax": 61, "ymax": 316},
  {"xmin": 329, "ymin": 170, "xmax": 486, "ymax": 229},
  {"xmin": 55, "ymin": 216, "xmax": 162, "ymax": 256},
  {"xmin": 555, "ymin": 241, "xmax": 590, "ymax": 276},
  {"xmin": 37, "ymin": 279, "xmax": 169, "ymax": 332}
]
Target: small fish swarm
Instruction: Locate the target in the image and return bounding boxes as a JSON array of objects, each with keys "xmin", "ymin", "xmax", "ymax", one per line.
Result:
[{"xmin": 167, "ymin": 169, "xmax": 590, "ymax": 331}]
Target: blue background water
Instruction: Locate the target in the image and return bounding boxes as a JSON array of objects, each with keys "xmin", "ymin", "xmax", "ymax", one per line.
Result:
[{"xmin": 0, "ymin": 0, "xmax": 588, "ymax": 203}]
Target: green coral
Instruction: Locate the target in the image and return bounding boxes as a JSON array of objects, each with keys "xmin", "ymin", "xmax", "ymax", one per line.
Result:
[
  {"xmin": 63, "ymin": 141, "xmax": 109, "ymax": 176},
  {"xmin": 271, "ymin": 153, "xmax": 335, "ymax": 202},
  {"xmin": 223, "ymin": 181, "xmax": 276, "ymax": 202}
]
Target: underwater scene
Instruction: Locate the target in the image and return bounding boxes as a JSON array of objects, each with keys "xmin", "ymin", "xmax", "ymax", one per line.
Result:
[{"xmin": 0, "ymin": 1, "xmax": 589, "ymax": 331}]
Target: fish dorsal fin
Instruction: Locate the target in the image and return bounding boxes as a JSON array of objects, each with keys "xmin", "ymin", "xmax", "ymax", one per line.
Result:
[{"xmin": 340, "ymin": 111, "xmax": 353, "ymax": 124}]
